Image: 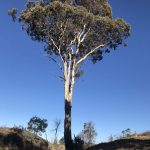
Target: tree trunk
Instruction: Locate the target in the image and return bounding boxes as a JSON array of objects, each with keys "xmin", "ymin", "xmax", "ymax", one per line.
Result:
[
  {"xmin": 64, "ymin": 60, "xmax": 75, "ymax": 150},
  {"xmin": 64, "ymin": 98, "xmax": 73, "ymax": 150}
]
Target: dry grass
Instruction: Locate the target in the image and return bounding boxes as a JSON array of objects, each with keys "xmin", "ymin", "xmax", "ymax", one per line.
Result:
[
  {"xmin": 48, "ymin": 144, "xmax": 65, "ymax": 150},
  {"xmin": 127, "ymin": 132, "xmax": 150, "ymax": 140},
  {"xmin": 0, "ymin": 127, "xmax": 48, "ymax": 150}
]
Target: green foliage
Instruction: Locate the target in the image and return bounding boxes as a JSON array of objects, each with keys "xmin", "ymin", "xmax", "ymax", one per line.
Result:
[
  {"xmin": 18, "ymin": 0, "xmax": 130, "ymax": 65},
  {"xmin": 8, "ymin": 8, "xmax": 17, "ymax": 21},
  {"xmin": 74, "ymin": 0, "xmax": 112, "ymax": 17},
  {"xmin": 27, "ymin": 116, "xmax": 48, "ymax": 136},
  {"xmin": 75, "ymin": 70, "xmax": 84, "ymax": 78}
]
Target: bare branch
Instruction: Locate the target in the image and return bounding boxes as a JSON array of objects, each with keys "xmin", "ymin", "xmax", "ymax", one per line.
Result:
[
  {"xmin": 70, "ymin": 36, "xmax": 77, "ymax": 54},
  {"xmin": 80, "ymin": 28, "xmax": 90, "ymax": 43},
  {"xmin": 49, "ymin": 37, "xmax": 59, "ymax": 51},
  {"xmin": 76, "ymin": 25, "xmax": 90, "ymax": 55},
  {"xmin": 48, "ymin": 36, "xmax": 65, "ymax": 65},
  {"xmin": 50, "ymin": 71, "xmax": 65, "ymax": 82},
  {"xmin": 49, "ymin": 56, "xmax": 63, "ymax": 71},
  {"xmin": 52, "ymin": 119, "xmax": 62, "ymax": 144},
  {"xmin": 58, "ymin": 76, "xmax": 65, "ymax": 81},
  {"xmin": 46, "ymin": 17, "xmax": 65, "ymax": 65},
  {"xmin": 76, "ymin": 44, "xmax": 105, "ymax": 66},
  {"xmin": 79, "ymin": 24, "xmax": 86, "ymax": 39}
]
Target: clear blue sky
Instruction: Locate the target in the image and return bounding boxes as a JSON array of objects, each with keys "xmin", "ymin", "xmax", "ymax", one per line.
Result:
[{"xmin": 0, "ymin": 0, "xmax": 150, "ymax": 142}]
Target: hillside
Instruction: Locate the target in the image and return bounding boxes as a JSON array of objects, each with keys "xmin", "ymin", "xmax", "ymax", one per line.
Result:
[
  {"xmin": 1, "ymin": 128, "xmax": 150, "ymax": 150},
  {"xmin": 0, "ymin": 127, "xmax": 48, "ymax": 150},
  {"xmin": 130, "ymin": 131, "xmax": 150, "ymax": 140},
  {"xmin": 88, "ymin": 139, "xmax": 150, "ymax": 150},
  {"xmin": 88, "ymin": 132, "xmax": 150, "ymax": 150}
]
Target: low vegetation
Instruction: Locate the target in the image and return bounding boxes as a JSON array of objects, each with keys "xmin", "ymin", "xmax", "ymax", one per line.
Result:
[
  {"xmin": 88, "ymin": 130, "xmax": 150, "ymax": 150},
  {"xmin": 0, "ymin": 125, "xmax": 150, "ymax": 150},
  {"xmin": 88, "ymin": 139, "xmax": 150, "ymax": 150},
  {"xmin": 0, "ymin": 127, "xmax": 48, "ymax": 150}
]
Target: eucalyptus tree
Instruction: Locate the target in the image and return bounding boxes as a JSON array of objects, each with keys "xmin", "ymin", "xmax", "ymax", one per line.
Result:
[
  {"xmin": 9, "ymin": 0, "xmax": 130, "ymax": 149},
  {"xmin": 27, "ymin": 116, "xmax": 48, "ymax": 136}
]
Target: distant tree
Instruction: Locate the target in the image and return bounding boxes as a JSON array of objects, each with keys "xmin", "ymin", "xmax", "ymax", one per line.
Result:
[
  {"xmin": 52, "ymin": 118, "xmax": 61, "ymax": 144},
  {"xmin": 8, "ymin": 8, "xmax": 17, "ymax": 21},
  {"xmin": 108, "ymin": 134, "xmax": 114, "ymax": 142},
  {"xmin": 121, "ymin": 128, "xmax": 131, "ymax": 139},
  {"xmin": 59, "ymin": 137, "xmax": 64, "ymax": 144},
  {"xmin": 79, "ymin": 122, "xmax": 97, "ymax": 147},
  {"xmin": 9, "ymin": 0, "xmax": 130, "ymax": 149},
  {"xmin": 27, "ymin": 116, "xmax": 48, "ymax": 136}
]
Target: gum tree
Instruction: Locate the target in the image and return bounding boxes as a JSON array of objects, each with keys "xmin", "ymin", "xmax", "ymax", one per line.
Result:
[
  {"xmin": 27, "ymin": 116, "xmax": 48, "ymax": 136},
  {"xmin": 10, "ymin": 0, "xmax": 130, "ymax": 149}
]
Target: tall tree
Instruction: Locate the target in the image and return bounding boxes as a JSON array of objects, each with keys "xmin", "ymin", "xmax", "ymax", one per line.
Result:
[{"xmin": 10, "ymin": 0, "xmax": 130, "ymax": 149}]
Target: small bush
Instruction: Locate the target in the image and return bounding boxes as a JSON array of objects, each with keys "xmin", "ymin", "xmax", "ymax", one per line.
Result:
[
  {"xmin": 12, "ymin": 125, "xmax": 25, "ymax": 134},
  {"xmin": 73, "ymin": 136, "xmax": 84, "ymax": 150}
]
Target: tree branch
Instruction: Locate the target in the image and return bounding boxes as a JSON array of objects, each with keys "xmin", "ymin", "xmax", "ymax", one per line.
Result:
[
  {"xmin": 70, "ymin": 60, "xmax": 75, "ymax": 92},
  {"xmin": 76, "ymin": 44, "xmax": 105, "ymax": 66},
  {"xmin": 49, "ymin": 56, "xmax": 63, "ymax": 71},
  {"xmin": 80, "ymin": 28, "xmax": 90, "ymax": 43},
  {"xmin": 49, "ymin": 36, "xmax": 65, "ymax": 64},
  {"xmin": 70, "ymin": 36, "xmax": 77, "ymax": 54},
  {"xmin": 50, "ymin": 71, "xmax": 65, "ymax": 82},
  {"xmin": 67, "ymin": 53, "xmax": 72, "ymax": 85},
  {"xmin": 76, "ymin": 25, "xmax": 90, "ymax": 55},
  {"xmin": 79, "ymin": 24, "xmax": 86, "ymax": 38}
]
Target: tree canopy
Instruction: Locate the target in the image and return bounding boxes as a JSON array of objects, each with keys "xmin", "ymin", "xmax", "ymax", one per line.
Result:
[
  {"xmin": 27, "ymin": 116, "xmax": 48, "ymax": 135},
  {"xmin": 18, "ymin": 0, "xmax": 130, "ymax": 66}
]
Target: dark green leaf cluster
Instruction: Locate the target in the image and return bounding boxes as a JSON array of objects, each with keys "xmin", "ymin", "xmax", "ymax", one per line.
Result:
[
  {"xmin": 27, "ymin": 116, "xmax": 48, "ymax": 135},
  {"xmin": 8, "ymin": 8, "xmax": 18, "ymax": 21},
  {"xmin": 75, "ymin": 70, "xmax": 84, "ymax": 78},
  {"xmin": 51, "ymin": 0, "xmax": 112, "ymax": 17},
  {"xmin": 19, "ymin": 0, "xmax": 130, "ymax": 64},
  {"xmin": 74, "ymin": 0, "xmax": 112, "ymax": 17}
]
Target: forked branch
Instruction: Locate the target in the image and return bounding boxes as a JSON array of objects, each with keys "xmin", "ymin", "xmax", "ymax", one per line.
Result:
[
  {"xmin": 76, "ymin": 44, "xmax": 105, "ymax": 66},
  {"xmin": 49, "ymin": 36, "xmax": 65, "ymax": 64}
]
